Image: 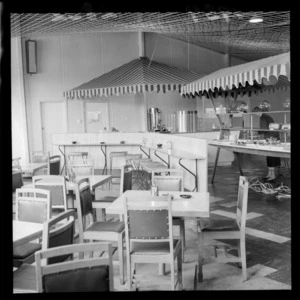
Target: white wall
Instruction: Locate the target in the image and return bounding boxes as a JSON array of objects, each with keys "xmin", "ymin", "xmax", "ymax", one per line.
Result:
[
  {"xmin": 11, "ymin": 37, "xmax": 29, "ymax": 163},
  {"xmin": 20, "ymin": 32, "xmax": 140, "ymax": 154}
]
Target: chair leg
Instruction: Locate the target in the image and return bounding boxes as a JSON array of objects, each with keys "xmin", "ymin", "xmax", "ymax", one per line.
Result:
[
  {"xmin": 240, "ymin": 237, "xmax": 247, "ymax": 281},
  {"xmin": 197, "ymin": 227, "xmax": 204, "ymax": 282},
  {"xmin": 170, "ymin": 260, "xmax": 175, "ymax": 290},
  {"xmin": 118, "ymin": 234, "xmax": 125, "ymax": 285},
  {"xmin": 179, "ymin": 220, "xmax": 186, "ymax": 262},
  {"xmin": 177, "ymin": 248, "xmax": 183, "ymax": 290}
]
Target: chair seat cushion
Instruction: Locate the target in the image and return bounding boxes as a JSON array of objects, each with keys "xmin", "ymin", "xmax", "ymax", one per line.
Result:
[
  {"xmin": 94, "ymin": 196, "xmax": 117, "ymax": 203},
  {"xmin": 199, "ymin": 218, "xmax": 238, "ymax": 232},
  {"xmin": 43, "ymin": 265, "xmax": 109, "ymax": 292},
  {"xmin": 86, "ymin": 221, "xmax": 125, "ymax": 233},
  {"xmin": 131, "ymin": 239, "xmax": 180, "ymax": 254},
  {"xmin": 13, "ymin": 242, "xmax": 42, "ymax": 259}
]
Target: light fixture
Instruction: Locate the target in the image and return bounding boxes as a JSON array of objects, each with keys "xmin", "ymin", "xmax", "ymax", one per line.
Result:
[
  {"xmin": 25, "ymin": 40, "xmax": 37, "ymax": 74},
  {"xmin": 249, "ymin": 15, "xmax": 263, "ymax": 23},
  {"xmin": 51, "ymin": 13, "xmax": 68, "ymax": 22}
]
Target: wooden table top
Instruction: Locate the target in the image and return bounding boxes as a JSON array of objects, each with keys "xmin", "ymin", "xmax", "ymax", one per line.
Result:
[
  {"xmin": 13, "ymin": 220, "xmax": 43, "ymax": 248},
  {"xmin": 106, "ymin": 190, "xmax": 210, "ymax": 218},
  {"xmin": 24, "ymin": 175, "xmax": 112, "ymax": 191}
]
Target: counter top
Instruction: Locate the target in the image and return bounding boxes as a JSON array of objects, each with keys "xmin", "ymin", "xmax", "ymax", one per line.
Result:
[
  {"xmin": 209, "ymin": 140, "xmax": 290, "ymax": 158},
  {"xmin": 141, "ymin": 144, "xmax": 206, "ymax": 160}
]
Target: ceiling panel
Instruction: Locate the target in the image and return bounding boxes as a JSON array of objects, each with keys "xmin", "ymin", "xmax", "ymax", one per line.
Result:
[{"xmin": 10, "ymin": 11, "xmax": 290, "ymax": 62}]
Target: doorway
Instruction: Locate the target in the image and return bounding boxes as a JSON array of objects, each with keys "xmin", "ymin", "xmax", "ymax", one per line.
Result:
[{"xmin": 41, "ymin": 101, "xmax": 66, "ymax": 153}]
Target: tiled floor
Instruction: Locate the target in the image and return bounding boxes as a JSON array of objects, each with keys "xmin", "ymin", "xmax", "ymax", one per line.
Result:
[{"xmin": 14, "ymin": 153, "xmax": 291, "ymax": 291}]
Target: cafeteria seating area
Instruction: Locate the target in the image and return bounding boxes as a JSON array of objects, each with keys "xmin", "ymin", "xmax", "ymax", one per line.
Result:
[
  {"xmin": 7, "ymin": 5, "xmax": 291, "ymax": 293},
  {"xmin": 11, "ymin": 152, "xmax": 291, "ymax": 291}
]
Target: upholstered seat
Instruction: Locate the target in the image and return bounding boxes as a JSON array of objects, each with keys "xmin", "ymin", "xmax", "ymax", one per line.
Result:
[
  {"xmin": 131, "ymin": 240, "xmax": 180, "ymax": 254},
  {"xmin": 42, "ymin": 265, "xmax": 110, "ymax": 293},
  {"xmin": 86, "ymin": 221, "xmax": 124, "ymax": 233},
  {"xmin": 198, "ymin": 218, "xmax": 238, "ymax": 232}
]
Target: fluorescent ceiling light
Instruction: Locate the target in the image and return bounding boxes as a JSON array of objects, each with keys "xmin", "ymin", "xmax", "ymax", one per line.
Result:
[
  {"xmin": 51, "ymin": 14, "xmax": 67, "ymax": 22},
  {"xmin": 68, "ymin": 15, "xmax": 82, "ymax": 21},
  {"xmin": 249, "ymin": 16, "xmax": 263, "ymax": 23}
]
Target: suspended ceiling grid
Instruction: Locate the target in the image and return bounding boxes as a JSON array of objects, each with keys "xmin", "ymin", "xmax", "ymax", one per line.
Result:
[{"xmin": 10, "ymin": 11, "xmax": 290, "ymax": 62}]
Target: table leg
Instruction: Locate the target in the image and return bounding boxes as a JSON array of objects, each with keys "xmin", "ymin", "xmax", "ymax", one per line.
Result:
[
  {"xmin": 211, "ymin": 147, "xmax": 220, "ymax": 184},
  {"xmin": 197, "ymin": 219, "xmax": 204, "ymax": 282},
  {"xmin": 234, "ymin": 152, "xmax": 244, "ymax": 176},
  {"xmin": 100, "ymin": 145, "xmax": 107, "ymax": 175},
  {"xmin": 58, "ymin": 145, "xmax": 67, "ymax": 175},
  {"xmin": 158, "ymin": 263, "xmax": 166, "ymax": 275}
]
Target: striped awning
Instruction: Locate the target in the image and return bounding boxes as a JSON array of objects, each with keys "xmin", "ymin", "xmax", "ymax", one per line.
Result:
[
  {"xmin": 182, "ymin": 52, "xmax": 290, "ymax": 97},
  {"xmin": 64, "ymin": 57, "xmax": 202, "ymax": 99}
]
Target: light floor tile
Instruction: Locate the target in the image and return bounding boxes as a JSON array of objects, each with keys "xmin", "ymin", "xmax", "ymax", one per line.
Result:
[
  {"xmin": 245, "ymin": 228, "xmax": 290, "ymax": 243},
  {"xmin": 247, "ymin": 264, "xmax": 277, "ymax": 278},
  {"xmin": 211, "ymin": 210, "xmax": 263, "ymax": 220},
  {"xmin": 210, "ymin": 196, "xmax": 224, "ymax": 203},
  {"xmin": 220, "ymin": 201, "xmax": 236, "ymax": 208}
]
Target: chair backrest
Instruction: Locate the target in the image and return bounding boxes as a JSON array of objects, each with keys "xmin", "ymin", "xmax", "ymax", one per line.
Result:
[
  {"xmin": 125, "ymin": 154, "xmax": 142, "ymax": 167},
  {"xmin": 69, "ymin": 159, "xmax": 94, "ymax": 177},
  {"xmin": 33, "ymin": 175, "xmax": 68, "ymax": 211},
  {"xmin": 35, "ymin": 242, "xmax": 114, "ymax": 292},
  {"xmin": 48, "ymin": 155, "xmax": 61, "ymax": 175},
  {"xmin": 31, "ymin": 151, "xmax": 50, "ymax": 163},
  {"xmin": 41, "ymin": 209, "xmax": 76, "ymax": 264},
  {"xmin": 236, "ymin": 176, "xmax": 249, "ymax": 233},
  {"xmin": 67, "ymin": 152, "xmax": 88, "ymax": 161},
  {"xmin": 13, "ymin": 169, "xmax": 24, "ymax": 192},
  {"xmin": 151, "ymin": 169, "xmax": 184, "ymax": 192},
  {"xmin": 12, "ymin": 157, "xmax": 21, "ymax": 168},
  {"xmin": 75, "ymin": 178, "xmax": 95, "ymax": 242},
  {"xmin": 15, "ymin": 188, "xmax": 51, "ymax": 223},
  {"xmin": 124, "ymin": 195, "xmax": 173, "ymax": 247},
  {"xmin": 119, "ymin": 164, "xmax": 133, "ymax": 195}
]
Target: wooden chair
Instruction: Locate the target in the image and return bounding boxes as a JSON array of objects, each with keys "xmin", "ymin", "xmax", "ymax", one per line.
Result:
[
  {"xmin": 67, "ymin": 152, "xmax": 88, "ymax": 176},
  {"xmin": 13, "ymin": 188, "xmax": 51, "ymax": 268},
  {"xmin": 12, "ymin": 168, "xmax": 24, "ymax": 214},
  {"xmin": 109, "ymin": 151, "xmax": 128, "ymax": 183},
  {"xmin": 197, "ymin": 176, "xmax": 249, "ymax": 282},
  {"xmin": 29, "ymin": 151, "xmax": 50, "ymax": 176},
  {"xmin": 34, "ymin": 242, "xmax": 114, "ymax": 292},
  {"xmin": 151, "ymin": 168, "xmax": 186, "ymax": 262},
  {"xmin": 124, "ymin": 195, "xmax": 183, "ymax": 291},
  {"xmin": 75, "ymin": 178, "xmax": 125, "ymax": 285},
  {"xmin": 13, "ymin": 210, "xmax": 77, "ymax": 293},
  {"xmin": 129, "ymin": 157, "xmax": 153, "ymax": 190},
  {"xmin": 33, "ymin": 175, "xmax": 68, "ymax": 212},
  {"xmin": 93, "ymin": 164, "xmax": 133, "ymax": 221},
  {"xmin": 31, "ymin": 151, "xmax": 50, "ymax": 163},
  {"xmin": 48, "ymin": 155, "xmax": 61, "ymax": 175},
  {"xmin": 68, "ymin": 158, "xmax": 94, "ymax": 177}
]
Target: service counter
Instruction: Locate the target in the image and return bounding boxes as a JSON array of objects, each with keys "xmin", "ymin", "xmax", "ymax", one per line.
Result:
[{"xmin": 52, "ymin": 132, "xmax": 208, "ymax": 192}]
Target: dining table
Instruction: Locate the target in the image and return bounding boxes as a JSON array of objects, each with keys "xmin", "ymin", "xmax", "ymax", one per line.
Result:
[
  {"xmin": 13, "ymin": 220, "xmax": 43, "ymax": 248},
  {"xmin": 24, "ymin": 175, "xmax": 113, "ymax": 192}
]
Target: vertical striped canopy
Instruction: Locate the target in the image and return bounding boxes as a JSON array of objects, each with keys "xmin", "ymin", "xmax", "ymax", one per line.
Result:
[
  {"xmin": 182, "ymin": 52, "xmax": 290, "ymax": 98},
  {"xmin": 64, "ymin": 57, "xmax": 202, "ymax": 99}
]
